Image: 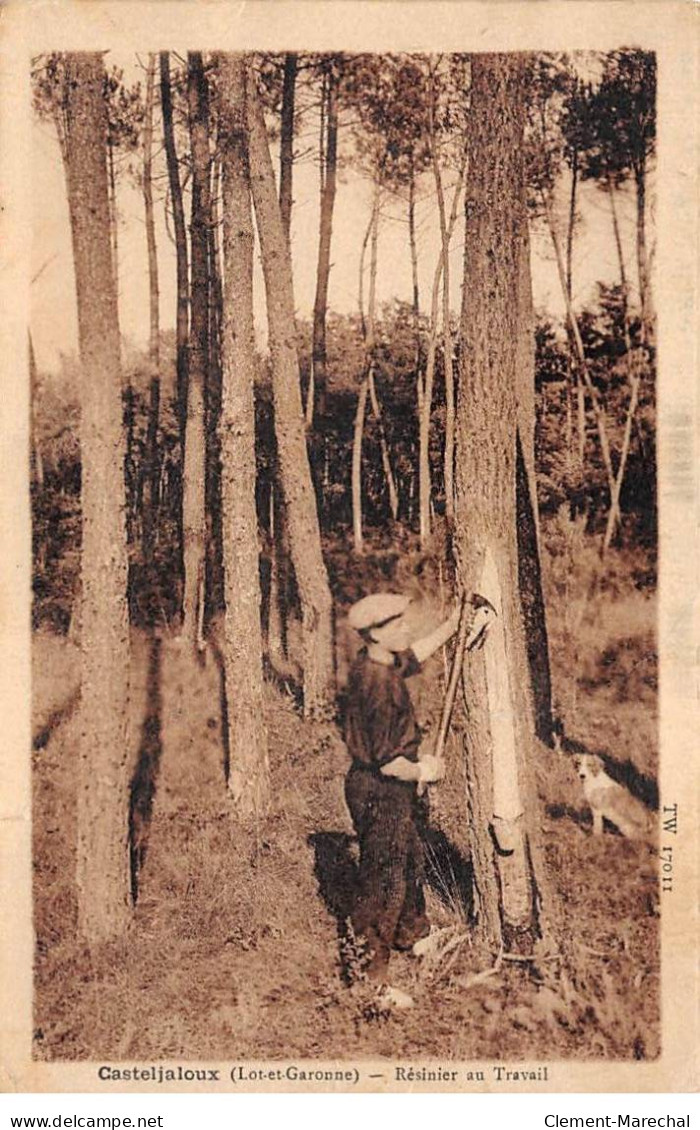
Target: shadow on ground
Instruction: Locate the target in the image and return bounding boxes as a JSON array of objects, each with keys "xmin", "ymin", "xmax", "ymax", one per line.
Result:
[{"xmin": 308, "ymin": 819, "xmax": 475, "ymax": 932}]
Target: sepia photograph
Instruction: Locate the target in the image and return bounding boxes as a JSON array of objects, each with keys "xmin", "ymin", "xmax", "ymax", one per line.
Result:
[{"xmin": 1, "ymin": 0, "xmax": 697, "ymax": 1095}]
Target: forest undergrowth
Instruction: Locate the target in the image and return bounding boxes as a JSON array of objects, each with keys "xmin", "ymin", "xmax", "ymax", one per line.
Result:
[{"xmin": 32, "ymin": 521, "xmax": 659, "ymax": 1062}]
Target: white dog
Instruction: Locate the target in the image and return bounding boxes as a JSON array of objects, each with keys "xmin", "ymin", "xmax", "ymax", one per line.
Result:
[{"xmin": 573, "ymin": 753, "xmax": 654, "ymax": 841}]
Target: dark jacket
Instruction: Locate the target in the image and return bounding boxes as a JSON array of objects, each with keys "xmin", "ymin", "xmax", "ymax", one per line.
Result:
[{"xmin": 344, "ymin": 648, "xmax": 422, "ymax": 771}]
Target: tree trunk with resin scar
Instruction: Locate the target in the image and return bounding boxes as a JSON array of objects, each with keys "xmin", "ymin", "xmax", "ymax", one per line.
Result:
[{"xmin": 456, "ymin": 54, "xmax": 555, "ymax": 955}]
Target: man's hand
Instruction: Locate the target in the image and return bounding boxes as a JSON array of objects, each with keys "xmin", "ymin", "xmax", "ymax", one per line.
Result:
[
  {"xmin": 417, "ymin": 755, "xmax": 445, "ymax": 784},
  {"xmin": 379, "ymin": 754, "xmax": 444, "ymax": 784},
  {"xmin": 380, "ymin": 756, "xmax": 422, "ymax": 782}
]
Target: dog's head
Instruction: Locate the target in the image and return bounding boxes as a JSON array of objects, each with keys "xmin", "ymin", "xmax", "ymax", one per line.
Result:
[{"xmin": 573, "ymin": 753, "xmax": 604, "ymax": 781}]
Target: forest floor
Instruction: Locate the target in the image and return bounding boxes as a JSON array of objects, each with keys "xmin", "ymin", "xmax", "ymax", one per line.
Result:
[{"xmin": 32, "ymin": 541, "xmax": 660, "ymax": 1064}]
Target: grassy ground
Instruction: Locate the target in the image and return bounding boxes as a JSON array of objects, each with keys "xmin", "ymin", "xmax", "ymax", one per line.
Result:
[{"xmin": 32, "ymin": 536, "xmax": 659, "ymax": 1062}]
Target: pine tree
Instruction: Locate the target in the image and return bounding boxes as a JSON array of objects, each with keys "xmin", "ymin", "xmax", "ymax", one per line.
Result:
[{"xmin": 62, "ymin": 51, "xmax": 132, "ymax": 943}]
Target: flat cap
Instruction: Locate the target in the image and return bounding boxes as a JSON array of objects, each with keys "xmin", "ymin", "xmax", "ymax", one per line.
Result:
[{"xmin": 347, "ymin": 592, "xmax": 412, "ymax": 632}]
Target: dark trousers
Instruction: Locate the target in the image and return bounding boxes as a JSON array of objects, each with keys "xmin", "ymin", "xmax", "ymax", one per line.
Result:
[{"xmin": 344, "ymin": 763, "xmax": 430, "ymax": 979}]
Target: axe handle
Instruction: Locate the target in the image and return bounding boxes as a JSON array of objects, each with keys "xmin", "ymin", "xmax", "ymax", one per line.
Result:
[{"xmin": 433, "ymin": 594, "xmax": 475, "ymax": 764}]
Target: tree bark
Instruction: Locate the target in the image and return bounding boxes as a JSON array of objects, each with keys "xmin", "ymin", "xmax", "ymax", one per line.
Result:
[
  {"xmin": 542, "ymin": 190, "xmax": 620, "ymax": 543},
  {"xmin": 422, "ymin": 144, "xmax": 465, "ymax": 543},
  {"xmin": 352, "ymin": 377, "xmax": 369, "ymax": 555},
  {"xmin": 142, "ymin": 53, "xmax": 161, "ymax": 565},
  {"xmin": 159, "ymin": 53, "xmax": 189, "ymax": 457},
  {"xmin": 565, "ymin": 147, "xmax": 578, "ymax": 302},
  {"xmin": 608, "ymin": 179, "xmax": 628, "ymax": 309},
  {"xmin": 602, "ymin": 372, "xmax": 641, "ymax": 556},
  {"xmin": 246, "ymin": 59, "xmax": 335, "ymax": 718},
  {"xmin": 602, "ymin": 179, "xmax": 643, "ymax": 556},
  {"xmin": 441, "ymin": 225, "xmax": 457, "ymax": 526},
  {"xmin": 310, "ymin": 60, "xmax": 338, "ymax": 425},
  {"xmin": 279, "ymin": 52, "xmax": 298, "ymax": 246},
  {"xmin": 357, "ymin": 209, "xmax": 373, "ymax": 337},
  {"xmin": 426, "ymin": 77, "xmax": 462, "ymax": 526},
  {"xmin": 353, "ymin": 181, "xmax": 383, "ymax": 552},
  {"xmin": 634, "ymin": 162, "xmax": 652, "ymax": 342},
  {"xmin": 182, "ymin": 52, "xmax": 210, "ymax": 650},
  {"xmin": 207, "ymin": 149, "xmax": 224, "ymax": 613},
  {"xmin": 456, "ymin": 54, "xmax": 550, "ymax": 953},
  {"xmin": 217, "ymin": 53, "xmax": 269, "ymax": 816},
  {"xmin": 515, "ymin": 217, "xmax": 553, "ymax": 744},
  {"xmin": 267, "ymin": 481, "xmax": 288, "ymax": 662},
  {"xmin": 565, "ymin": 148, "xmax": 585, "ymax": 472},
  {"xmin": 368, "ymin": 369, "xmax": 399, "ymax": 522},
  {"xmin": 106, "ymin": 141, "xmax": 120, "ymax": 315},
  {"xmin": 63, "ymin": 52, "xmax": 131, "ymax": 944},
  {"xmin": 408, "ymin": 151, "xmax": 420, "ymax": 355},
  {"xmin": 29, "ymin": 331, "xmax": 44, "ymax": 488},
  {"xmin": 418, "ymin": 242, "xmax": 443, "ymax": 548}
]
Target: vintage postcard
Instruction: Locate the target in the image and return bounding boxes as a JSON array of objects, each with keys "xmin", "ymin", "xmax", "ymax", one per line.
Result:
[{"xmin": 0, "ymin": 0, "xmax": 697, "ymax": 1095}]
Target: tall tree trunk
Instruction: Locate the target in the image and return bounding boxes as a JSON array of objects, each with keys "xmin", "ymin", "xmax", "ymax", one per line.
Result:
[
  {"xmin": 29, "ymin": 332, "xmax": 44, "ymax": 488},
  {"xmin": 183, "ymin": 52, "xmax": 210, "ymax": 650},
  {"xmin": 426, "ymin": 76, "xmax": 459, "ymax": 525},
  {"xmin": 217, "ymin": 54, "xmax": 269, "ymax": 815},
  {"xmin": 515, "ymin": 216, "xmax": 553, "ymax": 743},
  {"xmin": 456, "ymin": 55, "xmax": 552, "ymax": 954},
  {"xmin": 63, "ymin": 52, "xmax": 131, "ymax": 944},
  {"xmin": 565, "ymin": 148, "xmax": 578, "ymax": 301},
  {"xmin": 368, "ymin": 369, "xmax": 399, "ymax": 522},
  {"xmin": 142, "ymin": 53, "xmax": 161, "ymax": 566},
  {"xmin": 408, "ymin": 153, "xmax": 424, "ymax": 454},
  {"xmin": 357, "ymin": 209, "xmax": 373, "ymax": 338},
  {"xmin": 107, "ymin": 141, "xmax": 120, "ymax": 314},
  {"xmin": 634, "ymin": 161, "xmax": 652, "ymax": 342},
  {"xmin": 159, "ymin": 53, "xmax": 189, "ymax": 458},
  {"xmin": 602, "ymin": 373, "xmax": 641, "ymax": 556},
  {"xmin": 608, "ymin": 179, "xmax": 628, "ymax": 310},
  {"xmin": 353, "ymin": 205, "xmax": 374, "ymax": 554},
  {"xmin": 245, "ymin": 59, "xmax": 334, "ymax": 719},
  {"xmin": 279, "ymin": 52, "xmax": 297, "ymax": 246},
  {"xmin": 565, "ymin": 148, "xmax": 585, "ymax": 472},
  {"xmin": 364, "ymin": 186, "xmax": 399, "ymax": 521},
  {"xmin": 575, "ymin": 368, "xmax": 586, "ymax": 467},
  {"xmin": 408, "ymin": 151, "xmax": 420, "ymax": 359},
  {"xmin": 419, "ymin": 161, "xmax": 465, "ymax": 545},
  {"xmin": 267, "ymin": 481, "xmax": 288, "ymax": 662},
  {"xmin": 353, "ymin": 181, "xmax": 384, "ymax": 552},
  {"xmin": 209, "ymin": 153, "xmax": 224, "ymax": 358},
  {"xmin": 542, "ymin": 190, "xmax": 620, "ymax": 545},
  {"xmin": 602, "ymin": 179, "xmax": 643, "ymax": 556},
  {"xmin": 441, "ymin": 232, "xmax": 456, "ymax": 526},
  {"xmin": 209, "ymin": 153, "xmax": 224, "ymax": 442},
  {"xmin": 207, "ymin": 149, "xmax": 224, "ymax": 615},
  {"xmin": 310, "ymin": 60, "xmax": 338, "ymax": 426},
  {"xmin": 352, "ymin": 378, "xmax": 369, "ymax": 555},
  {"xmin": 107, "ymin": 135, "xmax": 134, "ymax": 536},
  {"xmin": 418, "ymin": 243, "xmax": 443, "ymax": 548},
  {"xmin": 425, "ymin": 117, "xmax": 465, "ymax": 539}
]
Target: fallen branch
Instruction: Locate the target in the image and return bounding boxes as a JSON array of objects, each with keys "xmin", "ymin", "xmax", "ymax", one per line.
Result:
[{"xmin": 454, "ymin": 948, "xmax": 504, "ymax": 991}]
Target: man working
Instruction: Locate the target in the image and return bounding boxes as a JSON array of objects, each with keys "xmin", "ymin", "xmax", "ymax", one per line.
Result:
[{"xmin": 343, "ymin": 592, "xmax": 462, "ymax": 1005}]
